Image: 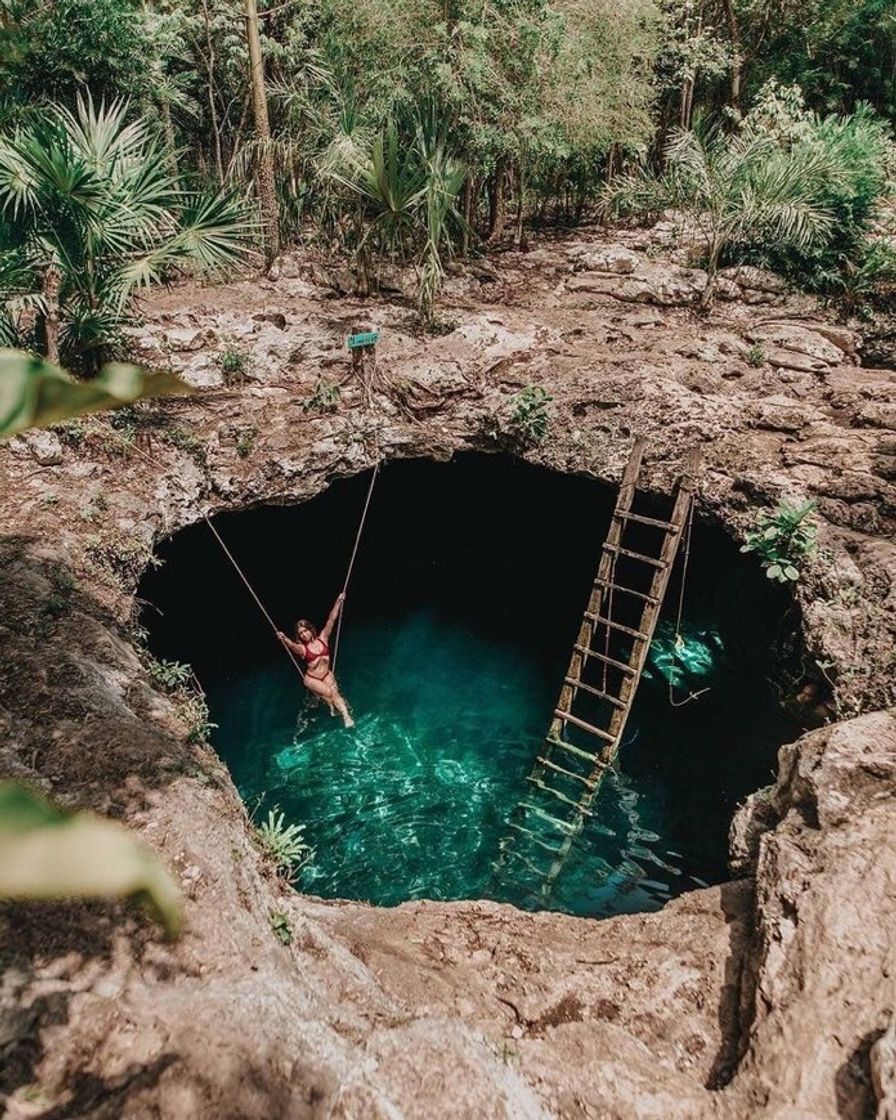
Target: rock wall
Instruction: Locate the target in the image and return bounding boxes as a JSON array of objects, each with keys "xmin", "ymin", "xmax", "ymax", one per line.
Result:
[{"xmin": 1, "ymin": 225, "xmax": 895, "ymax": 1117}]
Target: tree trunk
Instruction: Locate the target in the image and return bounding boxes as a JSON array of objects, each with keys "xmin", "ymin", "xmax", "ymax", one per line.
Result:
[
  {"xmin": 720, "ymin": 0, "xmax": 742, "ymax": 114},
  {"xmin": 461, "ymin": 176, "xmax": 472, "ymax": 255},
  {"xmin": 244, "ymin": 0, "xmax": 280, "ymax": 266},
  {"xmin": 200, "ymin": 0, "xmax": 224, "ymax": 184},
  {"xmin": 487, "ymin": 157, "xmax": 507, "ymax": 245},
  {"xmin": 43, "ymin": 265, "xmax": 61, "ymax": 366},
  {"xmin": 514, "ymin": 163, "xmax": 525, "ymax": 249}
]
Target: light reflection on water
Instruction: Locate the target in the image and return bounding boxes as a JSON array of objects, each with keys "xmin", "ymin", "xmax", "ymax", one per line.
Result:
[{"xmin": 210, "ymin": 608, "xmax": 768, "ymax": 918}]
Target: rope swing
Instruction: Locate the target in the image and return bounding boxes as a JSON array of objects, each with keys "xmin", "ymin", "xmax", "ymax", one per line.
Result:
[{"xmin": 105, "ymin": 421, "xmax": 380, "ymax": 682}]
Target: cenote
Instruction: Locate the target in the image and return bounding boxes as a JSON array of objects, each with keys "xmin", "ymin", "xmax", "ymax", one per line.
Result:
[{"xmin": 140, "ymin": 453, "xmax": 799, "ymax": 919}]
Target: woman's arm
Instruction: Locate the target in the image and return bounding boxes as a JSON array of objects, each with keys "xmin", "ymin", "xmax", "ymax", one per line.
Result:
[
  {"xmin": 320, "ymin": 592, "xmax": 345, "ymax": 641},
  {"xmin": 277, "ymin": 632, "xmax": 304, "ymax": 657}
]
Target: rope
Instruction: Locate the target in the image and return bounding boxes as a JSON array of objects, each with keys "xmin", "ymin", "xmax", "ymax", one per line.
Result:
[
  {"xmin": 99, "ymin": 425, "xmax": 315, "ymax": 681},
  {"xmin": 667, "ymin": 497, "xmax": 709, "ymax": 707},
  {"xmin": 199, "ymin": 510, "xmax": 306, "ymax": 680},
  {"xmin": 332, "ymin": 459, "xmax": 380, "ymax": 671}
]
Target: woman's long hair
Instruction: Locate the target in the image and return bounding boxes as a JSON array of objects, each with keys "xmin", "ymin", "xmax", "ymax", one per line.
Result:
[{"xmin": 294, "ymin": 619, "xmax": 318, "ymax": 640}]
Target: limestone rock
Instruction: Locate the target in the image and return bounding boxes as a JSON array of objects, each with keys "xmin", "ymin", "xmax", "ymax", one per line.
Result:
[
  {"xmin": 571, "ymin": 245, "xmax": 641, "ymax": 275},
  {"xmin": 746, "ymin": 322, "xmax": 846, "ymax": 370},
  {"xmin": 720, "ymin": 265, "xmax": 788, "ymax": 294},
  {"xmin": 871, "ymin": 1020, "xmax": 896, "ymax": 1120},
  {"xmin": 28, "ymin": 429, "xmax": 65, "ymax": 465}
]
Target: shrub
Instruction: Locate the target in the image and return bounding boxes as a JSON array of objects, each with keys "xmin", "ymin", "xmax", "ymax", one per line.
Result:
[
  {"xmin": 508, "ymin": 386, "xmax": 552, "ymax": 445},
  {"xmin": 741, "ymin": 500, "xmax": 818, "ymax": 583},
  {"xmin": 255, "ymin": 808, "xmax": 313, "ymax": 880},
  {"xmin": 302, "ymin": 377, "xmax": 341, "ymax": 412},
  {"xmin": 217, "ymin": 346, "xmax": 251, "ymax": 380},
  {"xmin": 270, "ymin": 911, "xmax": 293, "ymax": 945}
]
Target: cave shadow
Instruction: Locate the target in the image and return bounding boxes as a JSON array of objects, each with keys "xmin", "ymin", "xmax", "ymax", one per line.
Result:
[
  {"xmin": 835, "ymin": 1027, "xmax": 887, "ymax": 1120},
  {"xmin": 705, "ymin": 878, "xmax": 757, "ymax": 1090}
]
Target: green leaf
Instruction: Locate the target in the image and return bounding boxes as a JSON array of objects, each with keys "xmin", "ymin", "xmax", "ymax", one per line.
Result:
[
  {"xmin": 783, "ymin": 565, "xmax": 800, "ymax": 580},
  {"xmin": 0, "ymin": 781, "xmax": 182, "ymax": 936},
  {"xmin": 0, "ymin": 349, "xmax": 190, "ymax": 437},
  {"xmin": 766, "ymin": 564, "xmax": 783, "ymax": 579}
]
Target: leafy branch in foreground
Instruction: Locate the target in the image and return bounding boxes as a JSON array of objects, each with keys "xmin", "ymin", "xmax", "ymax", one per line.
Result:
[
  {"xmin": 0, "ymin": 347, "xmax": 186, "ymax": 933},
  {"xmin": 0, "ymin": 781, "xmax": 182, "ymax": 935},
  {"xmin": 0, "ymin": 348, "xmax": 189, "ymax": 437},
  {"xmin": 741, "ymin": 501, "xmax": 818, "ymax": 583}
]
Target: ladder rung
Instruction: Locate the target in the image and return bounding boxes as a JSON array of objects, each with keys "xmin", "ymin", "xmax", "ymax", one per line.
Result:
[
  {"xmin": 602, "ymin": 543, "xmax": 668, "ymax": 569},
  {"xmin": 503, "ymin": 848, "xmax": 546, "ymax": 876},
  {"xmin": 506, "ymin": 822, "xmax": 564, "ymax": 854},
  {"xmin": 536, "ymin": 755, "xmax": 597, "ymax": 788},
  {"xmin": 583, "ymin": 612, "xmax": 650, "ymax": 641},
  {"xmin": 527, "ymin": 774, "xmax": 595, "ymax": 815},
  {"xmin": 573, "ymin": 646, "xmax": 637, "ymax": 675},
  {"xmin": 546, "ymin": 735, "xmax": 611, "ymax": 768},
  {"xmin": 616, "ymin": 511, "xmax": 678, "ymax": 531},
  {"xmin": 553, "ymin": 709, "xmax": 615, "ymax": 743},
  {"xmin": 595, "ymin": 582, "xmax": 660, "ymax": 606},
  {"xmin": 519, "ymin": 803, "xmax": 579, "ymax": 834},
  {"xmin": 563, "ymin": 677, "xmax": 626, "ymax": 708}
]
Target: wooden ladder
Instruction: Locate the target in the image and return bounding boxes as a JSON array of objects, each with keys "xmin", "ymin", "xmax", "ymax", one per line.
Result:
[{"xmin": 494, "ymin": 439, "xmax": 701, "ymax": 903}]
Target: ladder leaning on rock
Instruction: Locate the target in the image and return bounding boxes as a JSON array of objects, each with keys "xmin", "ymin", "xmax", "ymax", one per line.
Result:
[{"xmin": 493, "ymin": 437, "xmax": 702, "ymax": 904}]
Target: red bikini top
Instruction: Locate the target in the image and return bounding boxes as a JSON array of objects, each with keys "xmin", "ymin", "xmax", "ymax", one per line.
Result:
[{"xmin": 302, "ymin": 638, "xmax": 329, "ymax": 664}]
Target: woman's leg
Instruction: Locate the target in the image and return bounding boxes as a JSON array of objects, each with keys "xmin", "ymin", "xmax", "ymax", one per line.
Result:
[
  {"xmin": 304, "ymin": 673, "xmax": 353, "ymax": 727},
  {"xmin": 303, "ymin": 673, "xmax": 335, "ymax": 714},
  {"xmin": 329, "ymin": 678, "xmax": 354, "ymax": 728}
]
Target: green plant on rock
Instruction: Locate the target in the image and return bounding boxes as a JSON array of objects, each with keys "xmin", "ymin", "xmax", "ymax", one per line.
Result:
[
  {"xmin": 217, "ymin": 345, "xmax": 251, "ymax": 380},
  {"xmin": 148, "ymin": 657, "xmax": 192, "ymax": 691},
  {"xmin": 0, "ymin": 781, "xmax": 182, "ymax": 935},
  {"xmin": 508, "ymin": 385, "xmax": 552, "ymax": 445},
  {"xmin": 235, "ymin": 427, "xmax": 256, "ymax": 458},
  {"xmin": 270, "ymin": 911, "xmax": 293, "ymax": 945},
  {"xmin": 302, "ymin": 377, "xmax": 340, "ymax": 412},
  {"xmin": 255, "ymin": 807, "xmax": 313, "ymax": 881},
  {"xmin": 746, "ymin": 343, "xmax": 766, "ymax": 368},
  {"xmin": 741, "ymin": 500, "xmax": 818, "ymax": 583}
]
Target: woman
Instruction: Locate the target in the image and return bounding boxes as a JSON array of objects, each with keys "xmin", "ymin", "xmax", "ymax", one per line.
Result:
[{"xmin": 277, "ymin": 593, "xmax": 354, "ymax": 728}]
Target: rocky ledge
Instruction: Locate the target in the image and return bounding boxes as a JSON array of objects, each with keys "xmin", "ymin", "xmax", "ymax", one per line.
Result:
[{"xmin": 1, "ymin": 225, "xmax": 894, "ymax": 1117}]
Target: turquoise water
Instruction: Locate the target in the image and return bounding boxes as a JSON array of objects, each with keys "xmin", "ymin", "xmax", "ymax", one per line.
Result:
[{"xmin": 142, "ymin": 454, "xmax": 797, "ymax": 918}]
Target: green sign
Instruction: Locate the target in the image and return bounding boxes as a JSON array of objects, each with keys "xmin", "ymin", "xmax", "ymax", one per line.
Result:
[{"xmin": 347, "ymin": 331, "xmax": 380, "ymax": 349}]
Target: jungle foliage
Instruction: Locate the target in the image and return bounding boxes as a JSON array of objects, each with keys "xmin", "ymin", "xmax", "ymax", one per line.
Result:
[{"xmin": 0, "ymin": 0, "xmax": 894, "ymax": 334}]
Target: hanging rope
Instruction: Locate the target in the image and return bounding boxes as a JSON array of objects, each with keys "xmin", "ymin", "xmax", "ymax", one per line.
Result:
[
  {"xmin": 331, "ymin": 459, "xmax": 380, "ymax": 671},
  {"xmin": 199, "ymin": 510, "xmax": 306, "ymax": 681},
  {"xmin": 667, "ymin": 497, "xmax": 709, "ymax": 708}
]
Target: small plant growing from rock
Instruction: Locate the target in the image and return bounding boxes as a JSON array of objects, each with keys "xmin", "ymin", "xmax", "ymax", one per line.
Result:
[
  {"xmin": 302, "ymin": 377, "xmax": 341, "ymax": 413},
  {"xmin": 235, "ymin": 427, "xmax": 257, "ymax": 458},
  {"xmin": 146, "ymin": 655, "xmax": 217, "ymax": 742},
  {"xmin": 270, "ymin": 911, "xmax": 293, "ymax": 945},
  {"xmin": 255, "ymin": 807, "xmax": 313, "ymax": 881},
  {"xmin": 746, "ymin": 343, "xmax": 766, "ymax": 368},
  {"xmin": 508, "ymin": 386, "xmax": 552, "ymax": 445},
  {"xmin": 217, "ymin": 344, "xmax": 251, "ymax": 381},
  {"xmin": 149, "ymin": 657, "xmax": 192, "ymax": 691},
  {"xmin": 741, "ymin": 500, "xmax": 818, "ymax": 582}
]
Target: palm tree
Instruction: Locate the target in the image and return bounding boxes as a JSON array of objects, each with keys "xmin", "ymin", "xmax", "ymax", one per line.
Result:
[
  {"xmin": 322, "ymin": 108, "xmax": 465, "ymax": 319},
  {"xmin": 0, "ymin": 95, "xmax": 253, "ymax": 371},
  {"xmin": 602, "ymin": 126, "xmax": 836, "ymax": 307}
]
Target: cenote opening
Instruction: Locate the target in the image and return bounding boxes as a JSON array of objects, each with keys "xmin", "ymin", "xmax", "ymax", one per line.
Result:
[{"xmin": 140, "ymin": 453, "xmax": 799, "ymax": 919}]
